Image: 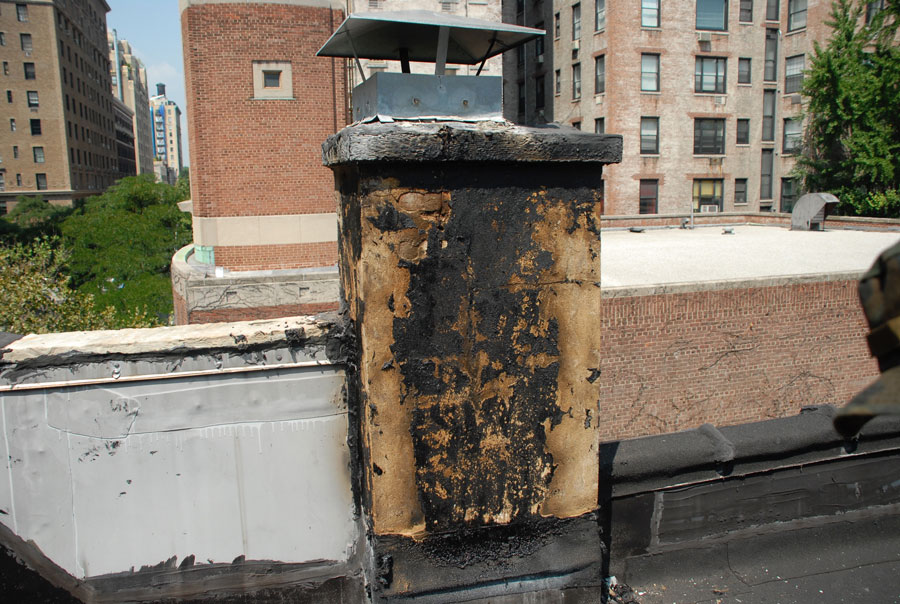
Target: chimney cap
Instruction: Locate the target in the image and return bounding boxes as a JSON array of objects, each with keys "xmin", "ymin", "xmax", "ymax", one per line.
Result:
[{"xmin": 317, "ymin": 10, "xmax": 544, "ymax": 65}]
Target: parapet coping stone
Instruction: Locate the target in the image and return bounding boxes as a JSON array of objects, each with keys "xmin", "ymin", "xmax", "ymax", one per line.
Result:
[
  {"xmin": 603, "ymin": 405, "xmax": 900, "ymax": 498},
  {"xmin": 602, "ymin": 270, "xmax": 863, "ymax": 298},
  {"xmin": 173, "ymin": 244, "xmax": 339, "ymax": 283},
  {"xmin": 322, "ymin": 121, "xmax": 624, "ymax": 166}
]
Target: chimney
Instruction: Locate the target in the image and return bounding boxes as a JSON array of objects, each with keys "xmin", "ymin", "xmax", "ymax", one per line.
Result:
[
  {"xmin": 156, "ymin": 83, "xmax": 166, "ymax": 97},
  {"xmin": 320, "ymin": 11, "xmax": 622, "ymax": 601}
]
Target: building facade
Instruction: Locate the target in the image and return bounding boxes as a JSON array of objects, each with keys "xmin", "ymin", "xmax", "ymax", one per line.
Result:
[
  {"xmin": 111, "ymin": 94, "xmax": 134, "ymax": 178},
  {"xmin": 504, "ymin": 0, "xmax": 842, "ymax": 215},
  {"xmin": 0, "ymin": 0, "xmax": 119, "ymax": 211},
  {"xmin": 148, "ymin": 82, "xmax": 182, "ymax": 184},
  {"xmin": 108, "ymin": 30, "xmax": 152, "ymax": 175}
]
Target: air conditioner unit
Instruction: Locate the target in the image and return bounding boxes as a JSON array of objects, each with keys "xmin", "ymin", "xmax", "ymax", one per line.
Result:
[
  {"xmin": 700, "ymin": 205, "xmax": 720, "ymax": 213},
  {"xmin": 572, "ymin": 39, "xmax": 580, "ymax": 50},
  {"xmin": 698, "ymin": 32, "xmax": 712, "ymax": 42},
  {"xmin": 536, "ymin": 54, "xmax": 544, "ymax": 64},
  {"xmin": 714, "ymin": 95, "xmax": 726, "ymax": 105}
]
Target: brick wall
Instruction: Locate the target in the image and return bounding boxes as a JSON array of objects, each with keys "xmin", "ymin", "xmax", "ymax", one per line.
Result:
[
  {"xmin": 214, "ymin": 241, "xmax": 338, "ymax": 272},
  {"xmin": 188, "ymin": 302, "xmax": 337, "ymax": 324},
  {"xmin": 599, "ymin": 279, "xmax": 879, "ymax": 442}
]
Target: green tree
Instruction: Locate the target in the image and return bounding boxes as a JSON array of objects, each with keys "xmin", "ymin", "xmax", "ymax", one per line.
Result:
[
  {"xmin": 175, "ymin": 167, "xmax": 190, "ymax": 202},
  {"xmin": 1, "ymin": 195, "xmax": 70, "ymax": 241},
  {"xmin": 60, "ymin": 175, "xmax": 192, "ymax": 324},
  {"xmin": 0, "ymin": 238, "xmax": 153, "ymax": 334},
  {"xmin": 796, "ymin": 0, "xmax": 900, "ymax": 216}
]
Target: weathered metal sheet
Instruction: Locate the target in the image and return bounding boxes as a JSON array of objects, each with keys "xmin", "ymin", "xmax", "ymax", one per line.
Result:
[{"xmin": 351, "ymin": 73, "xmax": 502, "ymax": 122}]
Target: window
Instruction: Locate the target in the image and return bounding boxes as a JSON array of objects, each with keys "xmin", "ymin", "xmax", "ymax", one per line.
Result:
[
  {"xmin": 735, "ymin": 178, "xmax": 748, "ymax": 204},
  {"xmin": 642, "ymin": 0, "xmax": 660, "ymax": 27},
  {"xmin": 785, "ymin": 54, "xmax": 804, "ymax": 94},
  {"xmin": 764, "ymin": 29, "xmax": 778, "ymax": 81},
  {"xmin": 36, "ymin": 173, "xmax": 47, "ymax": 190},
  {"xmin": 640, "ymin": 117, "xmax": 659, "ymax": 154},
  {"xmin": 13, "ymin": 146, "xmax": 18, "ymax": 159},
  {"xmin": 760, "ymin": 149, "xmax": 774, "ymax": 199},
  {"xmin": 6, "ymin": 90, "xmax": 11, "ymax": 103},
  {"xmin": 783, "ymin": 118, "xmax": 802, "ymax": 154},
  {"xmin": 23, "ymin": 62, "xmax": 35, "ymax": 80},
  {"xmin": 694, "ymin": 118, "xmax": 726, "ymax": 154},
  {"xmin": 263, "ymin": 70, "xmax": 280, "ymax": 88},
  {"xmin": 640, "ymin": 180, "xmax": 659, "ymax": 214},
  {"xmin": 535, "ymin": 23, "xmax": 544, "ymax": 57},
  {"xmin": 693, "ymin": 179, "xmax": 724, "ymax": 211},
  {"xmin": 594, "ymin": 117, "xmax": 605, "ymax": 134},
  {"xmin": 555, "ymin": 69, "xmax": 561, "ymax": 95},
  {"xmin": 2, "ymin": 62, "xmax": 8, "ymax": 75},
  {"xmin": 572, "ymin": 63, "xmax": 581, "ymax": 99},
  {"xmin": 695, "ymin": 56, "xmax": 727, "ymax": 93},
  {"xmin": 766, "ymin": 0, "xmax": 779, "ymax": 20},
  {"xmin": 20, "ymin": 33, "xmax": 31, "ymax": 52},
  {"xmin": 641, "ymin": 54, "xmax": 659, "ymax": 92},
  {"xmin": 697, "ymin": 0, "xmax": 728, "ymax": 30},
  {"xmin": 33, "ymin": 146, "xmax": 44, "ymax": 163},
  {"xmin": 866, "ymin": 1, "xmax": 885, "ymax": 25},
  {"xmin": 9, "ymin": 118, "xmax": 15, "ymax": 132},
  {"xmin": 572, "ymin": 121, "xmax": 581, "ymax": 130},
  {"xmin": 737, "ymin": 118, "xmax": 750, "ymax": 144},
  {"xmin": 740, "ymin": 0, "xmax": 753, "ymax": 22},
  {"xmin": 762, "ymin": 89, "xmax": 776, "ymax": 141},
  {"xmin": 26, "ymin": 90, "xmax": 38, "ymax": 107},
  {"xmin": 788, "ymin": 0, "xmax": 807, "ymax": 31},
  {"xmin": 595, "ymin": 55, "xmax": 605, "ymax": 94},
  {"xmin": 535, "ymin": 76, "xmax": 545, "ymax": 109},
  {"xmin": 517, "ymin": 84, "xmax": 525, "ymax": 114},
  {"xmin": 252, "ymin": 61, "xmax": 292, "ymax": 99},
  {"xmin": 781, "ymin": 178, "xmax": 798, "ymax": 212},
  {"xmin": 738, "ymin": 58, "xmax": 751, "ymax": 84},
  {"xmin": 16, "ymin": 174, "xmax": 22, "ymax": 186},
  {"xmin": 0, "ymin": 33, "xmax": 5, "ymax": 46},
  {"xmin": 16, "ymin": 4, "xmax": 28, "ymax": 22},
  {"xmin": 0, "ymin": 173, "xmax": 4, "ymax": 192},
  {"xmin": 572, "ymin": 4, "xmax": 582, "ymax": 39},
  {"xmin": 30, "ymin": 118, "xmax": 41, "ymax": 135},
  {"xmin": 595, "ymin": 0, "xmax": 606, "ymax": 30},
  {"xmin": 554, "ymin": 12, "xmax": 561, "ymax": 38}
]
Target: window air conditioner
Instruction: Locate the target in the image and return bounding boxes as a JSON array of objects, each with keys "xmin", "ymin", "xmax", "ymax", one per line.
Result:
[
  {"xmin": 536, "ymin": 54, "xmax": 544, "ymax": 64},
  {"xmin": 572, "ymin": 39, "xmax": 580, "ymax": 50},
  {"xmin": 700, "ymin": 205, "xmax": 719, "ymax": 213},
  {"xmin": 698, "ymin": 32, "xmax": 712, "ymax": 42}
]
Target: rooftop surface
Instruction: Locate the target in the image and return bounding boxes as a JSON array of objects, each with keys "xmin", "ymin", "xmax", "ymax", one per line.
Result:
[{"xmin": 602, "ymin": 225, "xmax": 900, "ymax": 291}]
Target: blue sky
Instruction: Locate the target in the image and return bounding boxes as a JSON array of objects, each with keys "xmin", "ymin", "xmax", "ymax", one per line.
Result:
[{"xmin": 106, "ymin": 0, "xmax": 189, "ymax": 164}]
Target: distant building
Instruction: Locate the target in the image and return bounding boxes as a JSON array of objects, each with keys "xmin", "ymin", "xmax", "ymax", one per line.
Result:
[
  {"xmin": 108, "ymin": 30, "xmax": 153, "ymax": 175},
  {"xmin": 0, "ymin": 0, "xmax": 119, "ymax": 212},
  {"xmin": 149, "ymin": 83, "xmax": 182, "ymax": 184},
  {"xmin": 111, "ymin": 96, "xmax": 136, "ymax": 179}
]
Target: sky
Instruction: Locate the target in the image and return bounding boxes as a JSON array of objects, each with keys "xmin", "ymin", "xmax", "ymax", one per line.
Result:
[{"xmin": 105, "ymin": 0, "xmax": 189, "ymax": 164}]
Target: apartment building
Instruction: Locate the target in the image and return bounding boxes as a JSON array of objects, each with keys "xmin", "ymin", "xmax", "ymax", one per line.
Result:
[
  {"xmin": 149, "ymin": 82, "xmax": 182, "ymax": 185},
  {"xmin": 504, "ymin": 0, "xmax": 843, "ymax": 215},
  {"xmin": 108, "ymin": 30, "xmax": 152, "ymax": 175},
  {"xmin": 0, "ymin": 0, "xmax": 119, "ymax": 212}
]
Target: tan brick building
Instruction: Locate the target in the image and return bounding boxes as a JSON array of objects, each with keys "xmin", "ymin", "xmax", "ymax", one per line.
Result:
[
  {"xmin": 108, "ymin": 30, "xmax": 153, "ymax": 176},
  {"xmin": 0, "ymin": 0, "xmax": 120, "ymax": 211},
  {"xmin": 504, "ymin": 0, "xmax": 843, "ymax": 215}
]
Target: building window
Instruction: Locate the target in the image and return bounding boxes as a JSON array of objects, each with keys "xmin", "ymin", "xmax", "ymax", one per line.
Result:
[
  {"xmin": 20, "ymin": 33, "xmax": 32, "ymax": 52},
  {"xmin": 781, "ymin": 178, "xmax": 798, "ymax": 212},
  {"xmin": 760, "ymin": 149, "xmax": 774, "ymax": 199},
  {"xmin": 785, "ymin": 54, "xmax": 804, "ymax": 94},
  {"xmin": 783, "ymin": 118, "xmax": 802, "ymax": 154},
  {"xmin": 866, "ymin": 1, "xmax": 885, "ymax": 25},
  {"xmin": 764, "ymin": 29, "xmax": 778, "ymax": 82},
  {"xmin": 694, "ymin": 118, "xmax": 726, "ymax": 154},
  {"xmin": 595, "ymin": 55, "xmax": 605, "ymax": 94},
  {"xmin": 9, "ymin": 118, "xmax": 15, "ymax": 132},
  {"xmin": 2, "ymin": 62, "xmax": 8, "ymax": 75},
  {"xmin": 23, "ymin": 62, "xmax": 35, "ymax": 80},
  {"xmin": 641, "ymin": 54, "xmax": 659, "ymax": 92},
  {"xmin": 16, "ymin": 4, "xmax": 28, "ymax": 22},
  {"xmin": 572, "ymin": 63, "xmax": 581, "ymax": 99},
  {"xmin": 573, "ymin": 3, "xmax": 582, "ymax": 39},
  {"xmin": 554, "ymin": 12, "xmax": 561, "ymax": 38},
  {"xmin": 766, "ymin": 0, "xmax": 779, "ymax": 20},
  {"xmin": 555, "ymin": 69, "xmax": 561, "ymax": 95},
  {"xmin": 640, "ymin": 117, "xmax": 659, "ymax": 154},
  {"xmin": 739, "ymin": 0, "xmax": 753, "ymax": 22},
  {"xmin": 595, "ymin": 0, "xmax": 606, "ymax": 31},
  {"xmin": 0, "ymin": 33, "xmax": 5, "ymax": 46},
  {"xmin": 697, "ymin": 0, "xmax": 728, "ymax": 31},
  {"xmin": 30, "ymin": 118, "xmax": 41, "ymax": 135},
  {"xmin": 735, "ymin": 178, "xmax": 748, "ymax": 204},
  {"xmin": 36, "ymin": 173, "xmax": 47, "ymax": 190},
  {"xmin": 737, "ymin": 118, "xmax": 750, "ymax": 144},
  {"xmin": 738, "ymin": 58, "xmax": 751, "ymax": 84},
  {"xmin": 572, "ymin": 121, "xmax": 581, "ymax": 130},
  {"xmin": 263, "ymin": 70, "xmax": 280, "ymax": 88},
  {"xmin": 26, "ymin": 90, "xmax": 38, "ymax": 107},
  {"xmin": 594, "ymin": 117, "xmax": 605, "ymax": 134},
  {"xmin": 695, "ymin": 56, "xmax": 727, "ymax": 93},
  {"xmin": 640, "ymin": 180, "xmax": 659, "ymax": 214},
  {"xmin": 13, "ymin": 146, "xmax": 18, "ymax": 159},
  {"xmin": 788, "ymin": 0, "xmax": 807, "ymax": 31},
  {"xmin": 0, "ymin": 173, "xmax": 4, "ymax": 192},
  {"xmin": 642, "ymin": 0, "xmax": 660, "ymax": 27},
  {"xmin": 518, "ymin": 83, "xmax": 525, "ymax": 114},
  {"xmin": 16, "ymin": 174, "xmax": 22, "ymax": 186},
  {"xmin": 693, "ymin": 179, "xmax": 724, "ymax": 211},
  {"xmin": 252, "ymin": 61, "xmax": 292, "ymax": 99},
  {"xmin": 33, "ymin": 146, "xmax": 44, "ymax": 163},
  {"xmin": 6, "ymin": 90, "xmax": 11, "ymax": 103},
  {"xmin": 535, "ymin": 76, "xmax": 545, "ymax": 109},
  {"xmin": 762, "ymin": 89, "xmax": 776, "ymax": 141},
  {"xmin": 535, "ymin": 23, "xmax": 545, "ymax": 57}
]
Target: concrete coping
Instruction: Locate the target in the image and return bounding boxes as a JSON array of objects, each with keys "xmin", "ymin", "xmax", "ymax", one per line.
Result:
[
  {"xmin": 322, "ymin": 121, "xmax": 623, "ymax": 166},
  {"xmin": 602, "ymin": 405, "xmax": 900, "ymax": 498}
]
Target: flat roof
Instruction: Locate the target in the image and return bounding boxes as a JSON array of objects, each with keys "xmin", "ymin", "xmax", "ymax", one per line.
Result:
[{"xmin": 602, "ymin": 225, "xmax": 900, "ymax": 293}]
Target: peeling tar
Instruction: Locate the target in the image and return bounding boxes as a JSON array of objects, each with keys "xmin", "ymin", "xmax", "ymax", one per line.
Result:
[{"xmin": 368, "ymin": 203, "xmax": 416, "ymax": 232}]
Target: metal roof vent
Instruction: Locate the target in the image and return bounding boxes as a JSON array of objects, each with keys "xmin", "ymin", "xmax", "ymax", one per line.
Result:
[
  {"xmin": 317, "ymin": 10, "xmax": 543, "ymax": 123},
  {"xmin": 790, "ymin": 192, "xmax": 840, "ymax": 231}
]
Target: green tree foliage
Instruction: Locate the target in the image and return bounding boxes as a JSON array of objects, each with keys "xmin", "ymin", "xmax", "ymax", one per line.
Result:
[
  {"xmin": 797, "ymin": 0, "xmax": 900, "ymax": 216},
  {"xmin": 2, "ymin": 196, "xmax": 70, "ymax": 241},
  {"xmin": 0, "ymin": 238, "xmax": 153, "ymax": 334},
  {"xmin": 60, "ymin": 175, "xmax": 192, "ymax": 323},
  {"xmin": 175, "ymin": 167, "xmax": 190, "ymax": 202}
]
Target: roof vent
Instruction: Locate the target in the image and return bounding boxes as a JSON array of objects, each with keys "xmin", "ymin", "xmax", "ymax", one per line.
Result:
[
  {"xmin": 317, "ymin": 10, "xmax": 544, "ymax": 122},
  {"xmin": 790, "ymin": 192, "xmax": 840, "ymax": 231}
]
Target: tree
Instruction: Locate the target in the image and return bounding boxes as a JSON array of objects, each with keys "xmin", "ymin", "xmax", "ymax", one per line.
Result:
[
  {"xmin": 1, "ymin": 195, "xmax": 70, "ymax": 242},
  {"xmin": 175, "ymin": 167, "xmax": 190, "ymax": 202},
  {"xmin": 0, "ymin": 238, "xmax": 152, "ymax": 334},
  {"xmin": 796, "ymin": 1, "xmax": 900, "ymax": 216}
]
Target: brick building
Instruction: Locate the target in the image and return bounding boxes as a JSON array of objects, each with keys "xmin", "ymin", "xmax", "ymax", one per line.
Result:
[
  {"xmin": 108, "ymin": 30, "xmax": 153, "ymax": 176},
  {"xmin": 0, "ymin": 0, "xmax": 121, "ymax": 211},
  {"xmin": 173, "ymin": 0, "xmax": 348, "ymax": 324},
  {"xmin": 148, "ymin": 82, "xmax": 181, "ymax": 185},
  {"xmin": 503, "ymin": 0, "xmax": 852, "ymax": 215}
]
